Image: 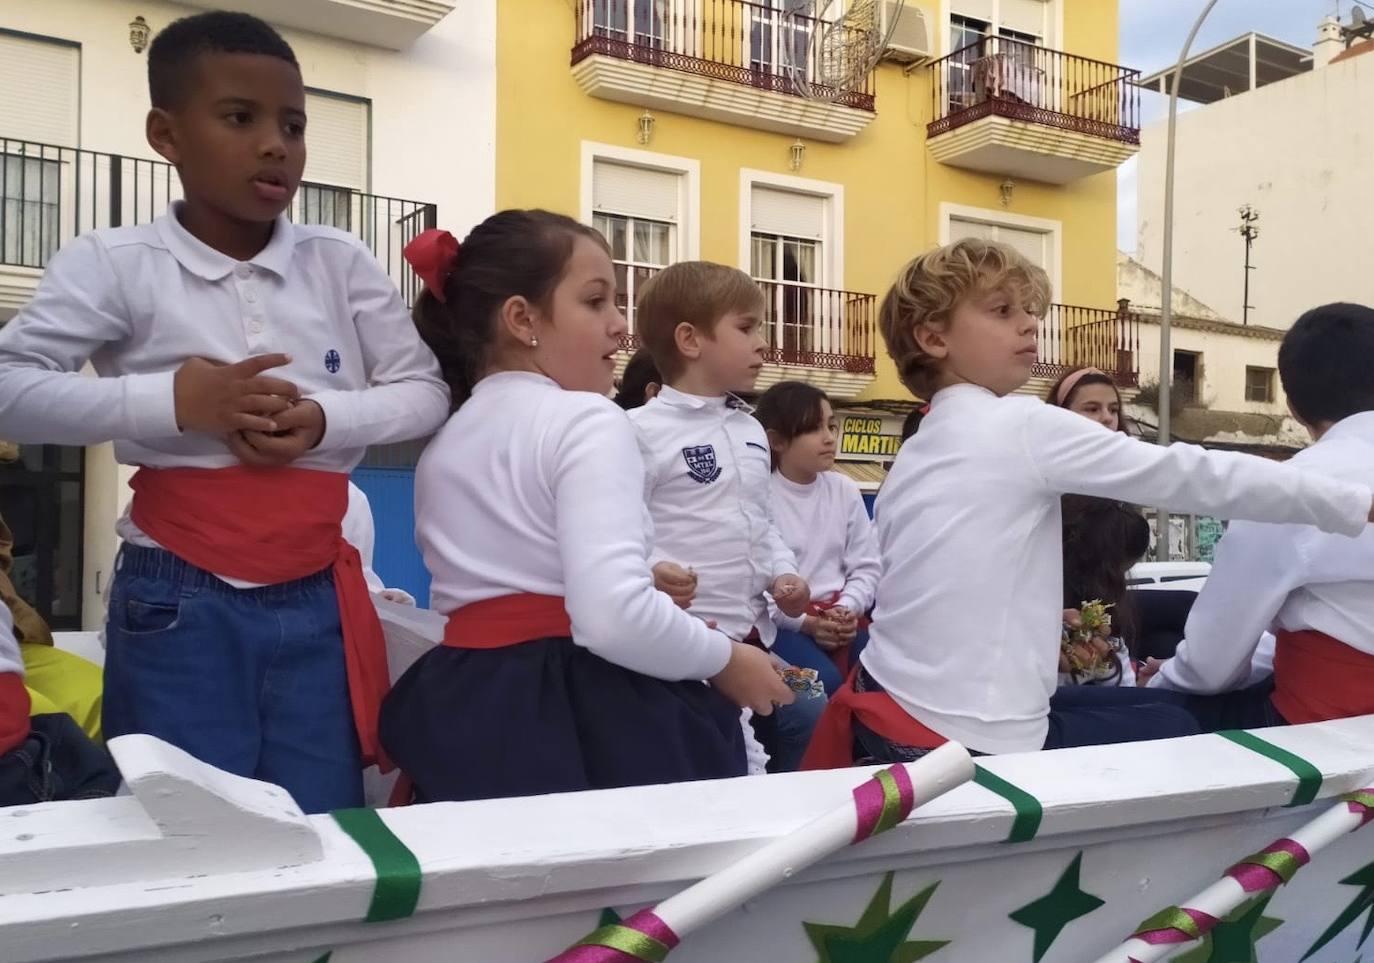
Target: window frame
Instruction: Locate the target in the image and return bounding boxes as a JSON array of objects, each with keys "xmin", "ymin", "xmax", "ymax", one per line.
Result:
[{"xmin": 1244, "ymin": 364, "xmax": 1276, "ymax": 404}]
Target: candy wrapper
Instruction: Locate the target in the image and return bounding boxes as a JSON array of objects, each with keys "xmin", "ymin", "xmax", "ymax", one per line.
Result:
[{"xmin": 780, "ymin": 666, "xmax": 825, "ymax": 700}]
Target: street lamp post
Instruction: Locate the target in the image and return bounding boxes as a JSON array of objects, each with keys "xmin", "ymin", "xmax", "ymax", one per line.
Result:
[{"xmin": 1154, "ymin": 0, "xmax": 1220, "ymax": 556}]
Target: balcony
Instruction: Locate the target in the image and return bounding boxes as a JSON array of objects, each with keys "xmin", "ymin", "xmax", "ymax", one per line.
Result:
[
  {"xmin": 618, "ymin": 271, "xmax": 878, "ymax": 399},
  {"xmin": 0, "ymin": 138, "xmax": 436, "ymax": 317},
  {"xmin": 178, "ymin": 0, "xmax": 456, "ymax": 50},
  {"xmin": 1034, "ymin": 301, "xmax": 1141, "ymax": 388},
  {"xmin": 571, "ymin": 0, "xmax": 877, "ymax": 142},
  {"xmin": 927, "ymin": 38, "xmax": 1141, "ymax": 184}
]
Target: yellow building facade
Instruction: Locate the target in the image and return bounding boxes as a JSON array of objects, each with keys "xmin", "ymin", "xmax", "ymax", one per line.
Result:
[{"xmin": 494, "ymin": 0, "xmax": 1139, "ymax": 458}]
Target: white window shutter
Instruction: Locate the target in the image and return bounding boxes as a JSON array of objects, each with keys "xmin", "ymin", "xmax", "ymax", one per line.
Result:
[
  {"xmin": 304, "ymin": 91, "xmax": 369, "ymax": 190},
  {"xmin": 996, "ymin": 223, "xmax": 1049, "ymax": 269},
  {"xmin": 592, "ymin": 161, "xmax": 680, "ymax": 222},
  {"xmin": 0, "ymin": 34, "xmax": 79, "ymax": 147},
  {"xmin": 750, "ymin": 186, "xmax": 825, "ymax": 240},
  {"xmin": 948, "ymin": 217, "xmax": 994, "ymax": 242},
  {"xmin": 999, "ymin": 0, "xmax": 1047, "ymax": 37},
  {"xmin": 950, "ymin": 0, "xmax": 995, "ymax": 24}
]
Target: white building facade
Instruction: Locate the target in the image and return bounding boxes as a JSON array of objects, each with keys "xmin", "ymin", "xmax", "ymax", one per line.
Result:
[
  {"xmin": 1134, "ymin": 18, "xmax": 1374, "ymax": 334},
  {"xmin": 0, "ymin": 0, "xmax": 496, "ymax": 628}
]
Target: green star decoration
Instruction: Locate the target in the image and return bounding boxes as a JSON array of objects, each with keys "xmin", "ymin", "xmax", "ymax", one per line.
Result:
[
  {"xmin": 1008, "ymin": 852, "xmax": 1107, "ymax": 963},
  {"xmin": 1173, "ymin": 895, "xmax": 1284, "ymax": 963},
  {"xmin": 597, "ymin": 907, "xmax": 622, "ymax": 928},
  {"xmin": 1304, "ymin": 860, "xmax": 1374, "ymax": 961},
  {"xmin": 804, "ymin": 872, "xmax": 950, "ymax": 963}
]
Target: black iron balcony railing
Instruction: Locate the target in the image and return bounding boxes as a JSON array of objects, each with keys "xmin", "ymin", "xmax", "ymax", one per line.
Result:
[
  {"xmin": 616, "ymin": 265, "xmax": 876, "ymax": 374},
  {"xmin": 0, "ymin": 137, "xmax": 436, "ymax": 304},
  {"xmin": 928, "ymin": 37, "xmax": 1141, "ymax": 144},
  {"xmin": 1038, "ymin": 302, "xmax": 1141, "ymax": 387},
  {"xmin": 571, "ymin": 0, "xmax": 876, "ymax": 112}
]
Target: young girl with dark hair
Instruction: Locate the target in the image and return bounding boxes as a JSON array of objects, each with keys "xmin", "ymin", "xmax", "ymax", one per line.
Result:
[
  {"xmin": 1046, "ymin": 367, "xmax": 1151, "ymax": 684},
  {"xmin": 379, "ymin": 210, "xmax": 791, "ymax": 802},
  {"xmin": 754, "ymin": 382, "xmax": 880, "ymax": 696}
]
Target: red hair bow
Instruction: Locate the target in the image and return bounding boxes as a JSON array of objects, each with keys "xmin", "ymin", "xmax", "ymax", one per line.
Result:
[{"xmin": 403, "ymin": 228, "xmax": 460, "ymax": 303}]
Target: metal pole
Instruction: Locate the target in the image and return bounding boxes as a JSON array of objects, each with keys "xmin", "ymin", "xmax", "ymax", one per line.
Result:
[{"xmin": 1156, "ymin": 0, "xmax": 1220, "ymax": 555}]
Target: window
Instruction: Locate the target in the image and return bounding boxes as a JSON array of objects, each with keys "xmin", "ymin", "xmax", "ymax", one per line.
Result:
[
  {"xmin": 592, "ymin": 0, "xmax": 670, "ymax": 47},
  {"xmin": 593, "ymin": 213, "xmax": 674, "ymax": 325},
  {"xmin": 1245, "ymin": 365, "xmax": 1275, "ymax": 404},
  {"xmin": 1173, "ymin": 350, "xmax": 1200, "ymax": 404},
  {"xmin": 590, "ymin": 159, "xmax": 684, "ymax": 328},
  {"xmin": 749, "ymin": 185, "xmax": 828, "ymax": 358},
  {"xmin": 948, "ymin": 216, "xmax": 1053, "ymax": 285},
  {"xmin": 0, "ymin": 443, "xmax": 84, "ymax": 631},
  {"xmin": 0, "ymin": 154, "xmax": 61, "ymax": 268},
  {"xmin": 0, "ymin": 32, "xmax": 79, "ymax": 148},
  {"xmin": 948, "ymin": 3, "xmax": 1046, "ymax": 106},
  {"xmin": 749, "ymin": 0, "xmax": 812, "ymax": 78},
  {"xmin": 301, "ymin": 90, "xmax": 370, "ymax": 232}
]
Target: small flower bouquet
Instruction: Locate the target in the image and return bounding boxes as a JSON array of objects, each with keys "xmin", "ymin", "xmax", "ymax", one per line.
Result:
[{"xmin": 1060, "ymin": 600, "xmax": 1126, "ymax": 685}]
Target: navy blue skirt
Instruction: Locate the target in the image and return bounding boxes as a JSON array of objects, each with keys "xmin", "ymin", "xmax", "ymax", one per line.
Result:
[{"xmin": 379, "ymin": 636, "xmax": 747, "ymax": 802}]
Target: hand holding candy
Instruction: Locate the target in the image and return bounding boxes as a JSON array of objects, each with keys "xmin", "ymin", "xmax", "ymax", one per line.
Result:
[
  {"xmin": 771, "ymin": 574, "xmax": 811, "ymax": 618},
  {"xmin": 653, "ymin": 562, "xmax": 698, "ymax": 609}
]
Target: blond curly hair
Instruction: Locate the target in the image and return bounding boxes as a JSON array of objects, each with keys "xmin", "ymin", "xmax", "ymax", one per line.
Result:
[{"xmin": 878, "ymin": 238, "xmax": 1051, "ymax": 398}]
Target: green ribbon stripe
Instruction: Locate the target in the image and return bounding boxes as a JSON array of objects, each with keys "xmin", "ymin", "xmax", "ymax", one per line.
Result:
[
  {"xmin": 1134, "ymin": 906, "xmax": 1206, "ymax": 941},
  {"xmin": 872, "ymin": 767, "xmax": 907, "ymax": 837},
  {"xmin": 1236, "ymin": 848, "xmax": 1305, "ymax": 885},
  {"xmin": 1217, "ymin": 730, "xmax": 1323, "ymax": 808},
  {"xmin": 973, "ymin": 765, "xmax": 1043, "ymax": 843},
  {"xmin": 576, "ymin": 925, "xmax": 673, "ymax": 962},
  {"xmin": 1342, "ymin": 790, "xmax": 1374, "ymax": 811},
  {"xmin": 332, "ymin": 808, "xmax": 423, "ymax": 923}
]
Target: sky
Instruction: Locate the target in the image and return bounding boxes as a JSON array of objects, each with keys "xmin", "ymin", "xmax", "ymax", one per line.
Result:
[{"xmin": 1116, "ymin": 0, "xmax": 1335, "ymax": 253}]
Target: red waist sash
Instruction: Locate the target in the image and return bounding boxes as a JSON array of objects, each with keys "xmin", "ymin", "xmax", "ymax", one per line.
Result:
[
  {"xmin": 1271, "ymin": 629, "xmax": 1374, "ymax": 725},
  {"xmin": 801, "ymin": 664, "xmax": 946, "ymax": 770},
  {"xmin": 129, "ymin": 465, "xmax": 391, "ymax": 770},
  {"xmin": 0, "ymin": 674, "xmax": 29, "ymax": 756},
  {"xmin": 442, "ymin": 594, "xmax": 572, "ymax": 649}
]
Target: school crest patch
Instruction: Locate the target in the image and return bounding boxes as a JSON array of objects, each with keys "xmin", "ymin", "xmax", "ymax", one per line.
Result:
[
  {"xmin": 324, "ymin": 349, "xmax": 342, "ymax": 374},
  {"xmin": 682, "ymin": 445, "xmax": 722, "ymax": 484}
]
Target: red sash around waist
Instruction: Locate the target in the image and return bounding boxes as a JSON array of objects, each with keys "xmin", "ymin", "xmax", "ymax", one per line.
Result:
[
  {"xmin": 442, "ymin": 594, "xmax": 572, "ymax": 649},
  {"xmin": 1271, "ymin": 629, "xmax": 1374, "ymax": 725},
  {"xmin": 0, "ymin": 674, "xmax": 29, "ymax": 757},
  {"xmin": 129, "ymin": 465, "xmax": 392, "ymax": 771},
  {"xmin": 801, "ymin": 664, "xmax": 946, "ymax": 770}
]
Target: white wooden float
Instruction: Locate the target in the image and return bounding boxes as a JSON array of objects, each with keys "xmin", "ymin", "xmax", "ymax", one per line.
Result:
[{"xmin": 11, "ymin": 608, "xmax": 1372, "ymax": 963}]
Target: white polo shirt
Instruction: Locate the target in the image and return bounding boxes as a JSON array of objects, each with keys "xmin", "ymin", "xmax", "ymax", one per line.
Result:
[
  {"xmin": 865, "ymin": 384, "xmax": 1372, "ymax": 755},
  {"xmin": 1153, "ymin": 411, "xmax": 1374, "ymax": 694},
  {"xmin": 630, "ymin": 386, "xmax": 799, "ymax": 645},
  {"xmin": 0, "ymin": 203, "xmax": 449, "ymax": 469}
]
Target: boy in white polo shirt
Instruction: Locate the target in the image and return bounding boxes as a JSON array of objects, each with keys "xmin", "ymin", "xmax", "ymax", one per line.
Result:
[
  {"xmin": 0, "ymin": 12, "xmax": 448, "ymax": 812},
  {"xmin": 629, "ymin": 261, "xmax": 818, "ymax": 770}
]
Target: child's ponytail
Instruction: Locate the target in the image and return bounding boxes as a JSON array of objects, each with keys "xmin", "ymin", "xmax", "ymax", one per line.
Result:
[{"xmin": 404, "ymin": 210, "xmax": 610, "ymax": 410}]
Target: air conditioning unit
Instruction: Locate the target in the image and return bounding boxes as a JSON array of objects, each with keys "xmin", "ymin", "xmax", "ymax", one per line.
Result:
[
  {"xmin": 879, "ymin": 1, "xmax": 932, "ymax": 64},
  {"xmin": 879, "ymin": 0, "xmax": 934, "ymax": 63}
]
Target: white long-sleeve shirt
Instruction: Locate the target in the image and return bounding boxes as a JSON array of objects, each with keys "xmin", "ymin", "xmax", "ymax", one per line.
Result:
[
  {"xmin": 416, "ymin": 372, "xmax": 731, "ymax": 681},
  {"xmin": 1152, "ymin": 411, "xmax": 1374, "ymax": 695},
  {"xmin": 864, "ymin": 384, "xmax": 1372, "ymax": 755},
  {"xmin": 343, "ymin": 482, "xmax": 416, "ymax": 604},
  {"xmin": 630, "ymin": 386, "xmax": 799, "ymax": 645},
  {"xmin": 0, "ymin": 204, "xmax": 449, "ymax": 465},
  {"xmin": 769, "ymin": 470, "xmax": 880, "ymax": 632}
]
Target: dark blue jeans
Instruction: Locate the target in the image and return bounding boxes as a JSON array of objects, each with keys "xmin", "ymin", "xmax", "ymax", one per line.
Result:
[
  {"xmin": 103, "ymin": 545, "xmax": 363, "ymax": 814},
  {"xmin": 772, "ymin": 626, "xmax": 869, "ymax": 697},
  {"xmin": 853, "ymin": 668, "xmax": 1199, "ymax": 763},
  {"xmin": 0, "ymin": 713, "xmax": 121, "ymax": 806}
]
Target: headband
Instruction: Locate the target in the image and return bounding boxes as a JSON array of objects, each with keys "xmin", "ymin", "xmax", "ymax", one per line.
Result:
[
  {"xmin": 1055, "ymin": 367, "xmax": 1108, "ymax": 406},
  {"xmin": 403, "ymin": 228, "xmax": 461, "ymax": 303}
]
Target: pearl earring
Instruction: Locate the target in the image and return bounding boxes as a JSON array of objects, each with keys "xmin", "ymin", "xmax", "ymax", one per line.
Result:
[{"xmin": 530, "ymin": 336, "xmax": 539, "ymax": 349}]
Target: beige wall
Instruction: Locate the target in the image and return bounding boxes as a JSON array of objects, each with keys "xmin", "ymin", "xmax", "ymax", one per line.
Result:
[
  {"xmin": 1136, "ymin": 49, "xmax": 1374, "ymax": 330},
  {"xmin": 1135, "ymin": 319, "xmax": 1286, "ymax": 416}
]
